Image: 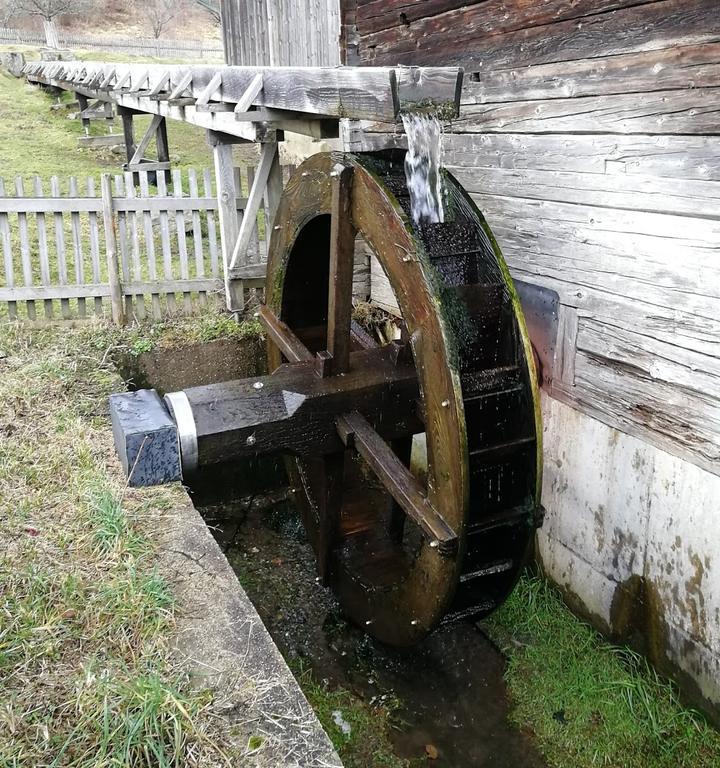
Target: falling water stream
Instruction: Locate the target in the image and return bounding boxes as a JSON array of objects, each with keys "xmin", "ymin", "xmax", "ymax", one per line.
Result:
[{"xmin": 401, "ymin": 113, "xmax": 445, "ymax": 225}]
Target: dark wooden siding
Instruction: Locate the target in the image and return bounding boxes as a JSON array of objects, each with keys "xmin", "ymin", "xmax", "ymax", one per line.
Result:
[{"xmin": 344, "ymin": 0, "xmax": 720, "ymax": 476}]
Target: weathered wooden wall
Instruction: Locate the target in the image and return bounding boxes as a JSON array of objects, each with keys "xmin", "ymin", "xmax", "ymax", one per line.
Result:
[
  {"xmin": 344, "ymin": 0, "xmax": 720, "ymax": 478},
  {"xmin": 221, "ymin": 0, "xmax": 341, "ymax": 66}
]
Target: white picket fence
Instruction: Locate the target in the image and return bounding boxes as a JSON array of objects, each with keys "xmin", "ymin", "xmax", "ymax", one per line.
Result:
[
  {"xmin": 0, "ymin": 27, "xmax": 223, "ymax": 60},
  {"xmin": 0, "ymin": 166, "xmax": 270, "ymax": 323}
]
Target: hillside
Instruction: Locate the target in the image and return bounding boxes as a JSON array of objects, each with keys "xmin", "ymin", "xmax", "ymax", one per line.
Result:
[{"xmin": 5, "ymin": 1, "xmax": 221, "ymax": 42}]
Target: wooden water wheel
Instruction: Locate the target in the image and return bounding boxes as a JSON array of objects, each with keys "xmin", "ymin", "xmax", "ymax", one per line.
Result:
[{"xmin": 264, "ymin": 150, "xmax": 542, "ymax": 645}]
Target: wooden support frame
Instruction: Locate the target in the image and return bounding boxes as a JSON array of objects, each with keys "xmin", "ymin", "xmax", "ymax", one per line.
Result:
[
  {"xmin": 24, "ymin": 59, "xmax": 462, "ymax": 315},
  {"xmin": 229, "ymin": 140, "xmax": 279, "ymax": 271}
]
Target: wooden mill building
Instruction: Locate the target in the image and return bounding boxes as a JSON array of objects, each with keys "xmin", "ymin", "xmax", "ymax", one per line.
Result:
[{"xmin": 220, "ymin": 0, "xmax": 720, "ymax": 719}]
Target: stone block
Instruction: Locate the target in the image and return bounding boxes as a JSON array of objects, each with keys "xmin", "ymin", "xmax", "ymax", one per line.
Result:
[{"xmin": 109, "ymin": 389, "xmax": 181, "ymax": 487}]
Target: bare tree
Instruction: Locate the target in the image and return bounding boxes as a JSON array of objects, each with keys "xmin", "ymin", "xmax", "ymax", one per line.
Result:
[
  {"xmin": 16, "ymin": 0, "xmax": 94, "ymax": 48},
  {"xmin": 0, "ymin": 0, "xmax": 18, "ymax": 26},
  {"xmin": 142, "ymin": 0, "xmax": 185, "ymax": 39},
  {"xmin": 193, "ymin": 0, "xmax": 221, "ymax": 23}
]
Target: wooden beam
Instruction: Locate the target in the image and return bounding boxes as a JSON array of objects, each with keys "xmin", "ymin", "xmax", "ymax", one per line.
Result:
[
  {"xmin": 258, "ymin": 304, "xmax": 314, "ymax": 363},
  {"xmin": 100, "ymin": 174, "xmax": 124, "ymax": 326},
  {"xmin": 229, "ymin": 141, "xmax": 278, "ymax": 270},
  {"xmin": 326, "ymin": 164, "xmax": 355, "ymax": 375},
  {"xmin": 129, "ymin": 113, "xmax": 164, "ymax": 166},
  {"xmin": 26, "ymin": 60, "xmax": 463, "ymax": 122},
  {"xmin": 336, "ymin": 411, "xmax": 457, "ymax": 553},
  {"xmin": 234, "ymin": 72, "xmax": 264, "ymax": 114},
  {"xmin": 196, "ymin": 70, "xmax": 223, "ymax": 106},
  {"xmin": 211, "ymin": 136, "xmax": 243, "ymax": 310}
]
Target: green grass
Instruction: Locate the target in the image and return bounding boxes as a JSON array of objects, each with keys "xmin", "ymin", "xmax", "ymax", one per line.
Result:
[
  {"xmin": 483, "ymin": 575, "xmax": 720, "ymax": 768},
  {"xmin": 291, "ymin": 660, "xmax": 417, "ymax": 768},
  {"xmin": 0, "ymin": 51, "xmax": 257, "ymax": 183},
  {"xmin": 0, "ymin": 322, "xmax": 227, "ymax": 766}
]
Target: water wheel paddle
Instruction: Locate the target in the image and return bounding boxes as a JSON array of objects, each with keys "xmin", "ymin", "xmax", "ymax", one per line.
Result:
[{"xmin": 265, "ymin": 150, "xmax": 542, "ymax": 645}]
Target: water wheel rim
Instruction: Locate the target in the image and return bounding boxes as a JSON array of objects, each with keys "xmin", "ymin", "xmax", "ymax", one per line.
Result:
[{"xmin": 265, "ymin": 150, "xmax": 541, "ymax": 645}]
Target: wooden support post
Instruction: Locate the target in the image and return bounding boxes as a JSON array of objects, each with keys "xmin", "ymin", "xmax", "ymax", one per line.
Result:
[
  {"xmin": 315, "ymin": 452, "xmax": 345, "ymax": 584},
  {"xmin": 100, "ymin": 173, "xmax": 124, "ymax": 326},
  {"xmin": 118, "ymin": 106, "xmax": 136, "ymax": 167},
  {"xmin": 76, "ymin": 93, "xmax": 90, "ymax": 134},
  {"xmin": 326, "ymin": 164, "xmax": 355, "ymax": 375},
  {"xmin": 209, "ymin": 130, "xmax": 244, "ymax": 312},
  {"xmin": 156, "ymin": 117, "xmax": 171, "ymax": 186},
  {"xmin": 264, "ymin": 140, "xmax": 283, "ymax": 255}
]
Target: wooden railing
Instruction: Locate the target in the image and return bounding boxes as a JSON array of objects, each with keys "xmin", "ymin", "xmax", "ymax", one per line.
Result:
[{"xmin": 0, "ymin": 166, "xmax": 269, "ymax": 324}]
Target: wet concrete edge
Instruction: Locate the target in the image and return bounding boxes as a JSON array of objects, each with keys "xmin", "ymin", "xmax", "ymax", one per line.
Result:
[{"xmin": 154, "ymin": 490, "xmax": 343, "ymax": 767}]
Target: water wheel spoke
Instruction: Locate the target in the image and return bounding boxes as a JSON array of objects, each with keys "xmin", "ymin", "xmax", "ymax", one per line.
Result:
[
  {"xmin": 312, "ymin": 451, "xmax": 346, "ymax": 584},
  {"xmin": 389, "ymin": 435, "xmax": 413, "ymax": 544},
  {"xmin": 257, "ymin": 304, "xmax": 313, "ymax": 363},
  {"xmin": 325, "ymin": 164, "xmax": 355, "ymax": 375},
  {"xmin": 336, "ymin": 410, "xmax": 457, "ymax": 554}
]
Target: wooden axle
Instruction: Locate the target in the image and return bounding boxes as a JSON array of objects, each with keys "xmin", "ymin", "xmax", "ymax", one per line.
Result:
[{"xmin": 174, "ymin": 342, "xmax": 422, "ymax": 467}]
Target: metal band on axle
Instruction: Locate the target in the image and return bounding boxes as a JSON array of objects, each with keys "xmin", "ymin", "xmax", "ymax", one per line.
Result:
[{"xmin": 164, "ymin": 391, "xmax": 199, "ymax": 475}]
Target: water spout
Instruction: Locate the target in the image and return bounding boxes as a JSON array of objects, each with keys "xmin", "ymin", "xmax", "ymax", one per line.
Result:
[{"xmin": 401, "ymin": 113, "xmax": 444, "ymax": 226}]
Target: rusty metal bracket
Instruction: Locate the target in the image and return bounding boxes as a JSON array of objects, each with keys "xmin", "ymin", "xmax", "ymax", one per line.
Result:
[{"xmin": 515, "ymin": 280, "xmax": 559, "ymax": 389}]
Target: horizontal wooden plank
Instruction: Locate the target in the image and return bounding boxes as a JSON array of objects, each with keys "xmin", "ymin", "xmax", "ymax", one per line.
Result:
[
  {"xmin": 563, "ymin": 347, "xmax": 720, "ymax": 476},
  {"xmin": 360, "ymin": 0, "xmax": 720, "ymax": 70},
  {"xmin": 472, "ymin": 196, "xmax": 720, "ymax": 319},
  {"xmin": 438, "ymin": 133, "xmax": 720, "ymax": 182},
  {"xmin": 454, "ymin": 88, "xmax": 720, "ymax": 135},
  {"xmin": 451, "ymin": 165, "xmax": 720, "ymax": 217},
  {"xmin": 357, "ymin": 0, "xmax": 643, "ymax": 37},
  {"xmin": 0, "ymin": 279, "xmax": 224, "ymax": 301},
  {"xmin": 577, "ymin": 316, "xmax": 720, "ymax": 394},
  {"xmin": 0, "ymin": 197, "xmax": 102, "ymax": 213},
  {"xmin": 123, "ymin": 278, "xmax": 224, "ymax": 294},
  {"xmin": 462, "ymin": 42, "xmax": 720, "ymax": 103},
  {"xmin": 0, "ymin": 196, "xmax": 247, "ymax": 214},
  {"xmin": 78, "ymin": 134, "xmax": 124, "ymax": 147},
  {"xmin": 0, "ymin": 284, "xmax": 110, "ymax": 300}
]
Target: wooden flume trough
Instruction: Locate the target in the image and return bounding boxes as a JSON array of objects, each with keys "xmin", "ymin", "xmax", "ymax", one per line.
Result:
[
  {"xmin": 24, "ymin": 59, "xmax": 463, "ymax": 313},
  {"xmin": 71, "ymin": 61, "xmax": 544, "ymax": 641}
]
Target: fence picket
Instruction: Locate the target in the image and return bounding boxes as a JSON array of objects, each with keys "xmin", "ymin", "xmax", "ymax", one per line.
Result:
[
  {"xmin": 202, "ymin": 168, "xmax": 220, "ymax": 280},
  {"xmin": 172, "ymin": 169, "xmax": 192, "ymax": 315},
  {"xmin": 15, "ymin": 177, "xmax": 36, "ymax": 321},
  {"xmin": 188, "ymin": 169, "xmax": 207, "ymax": 308},
  {"xmin": 138, "ymin": 171, "xmax": 162, "ymax": 319},
  {"xmin": 68, "ymin": 176, "xmax": 86, "ymax": 318},
  {"xmin": 33, "ymin": 176, "xmax": 53, "ymax": 319},
  {"xmin": 50, "ymin": 176, "xmax": 70, "ymax": 319},
  {"xmin": 114, "ymin": 175, "xmax": 133, "ymax": 320},
  {"xmin": 125, "ymin": 172, "xmax": 145, "ymax": 321},
  {"xmin": 0, "ymin": 179, "xmax": 17, "ymax": 320},
  {"xmin": 86, "ymin": 178, "xmax": 104, "ymax": 317},
  {"xmin": 155, "ymin": 171, "xmax": 176, "ymax": 315}
]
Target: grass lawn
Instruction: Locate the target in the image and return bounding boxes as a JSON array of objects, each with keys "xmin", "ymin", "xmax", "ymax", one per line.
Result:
[
  {"xmin": 0, "ymin": 317, "xmax": 243, "ymax": 765},
  {"xmin": 483, "ymin": 575, "xmax": 720, "ymax": 768},
  {"xmin": 0, "ymin": 49, "xmax": 257, "ymax": 185}
]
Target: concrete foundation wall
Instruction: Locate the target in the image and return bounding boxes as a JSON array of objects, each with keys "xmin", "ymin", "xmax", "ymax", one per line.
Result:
[{"xmin": 539, "ymin": 393, "xmax": 720, "ymax": 719}]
